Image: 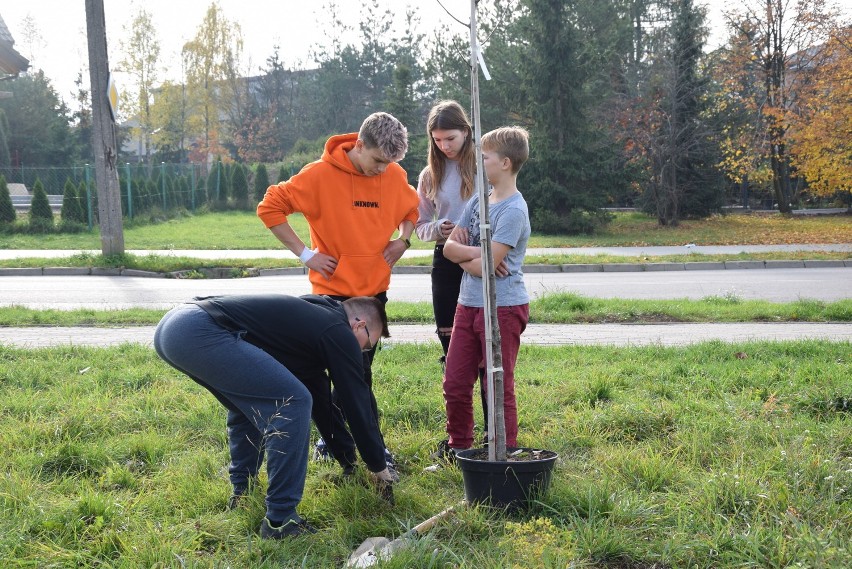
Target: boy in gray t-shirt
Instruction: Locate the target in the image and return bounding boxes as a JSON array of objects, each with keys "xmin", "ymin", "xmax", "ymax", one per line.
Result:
[{"xmin": 439, "ymin": 126, "xmax": 531, "ymax": 453}]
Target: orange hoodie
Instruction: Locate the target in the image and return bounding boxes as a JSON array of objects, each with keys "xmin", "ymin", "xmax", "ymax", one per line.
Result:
[{"xmin": 257, "ymin": 133, "xmax": 419, "ymax": 297}]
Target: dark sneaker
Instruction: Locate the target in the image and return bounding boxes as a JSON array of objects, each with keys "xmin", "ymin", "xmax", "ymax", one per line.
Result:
[
  {"xmin": 424, "ymin": 440, "xmax": 461, "ymax": 472},
  {"xmin": 227, "ymin": 478, "xmax": 257, "ymax": 510},
  {"xmin": 227, "ymin": 493, "xmax": 243, "ymax": 510},
  {"xmin": 260, "ymin": 517, "xmax": 317, "ymax": 539},
  {"xmin": 429, "ymin": 439, "xmax": 458, "ymax": 463},
  {"xmin": 377, "ymin": 480, "xmax": 395, "ymax": 505},
  {"xmin": 313, "ymin": 438, "xmax": 333, "ymax": 462}
]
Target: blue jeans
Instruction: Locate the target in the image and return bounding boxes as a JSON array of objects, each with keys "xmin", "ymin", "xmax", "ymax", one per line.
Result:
[{"xmin": 154, "ymin": 304, "xmax": 312, "ymax": 524}]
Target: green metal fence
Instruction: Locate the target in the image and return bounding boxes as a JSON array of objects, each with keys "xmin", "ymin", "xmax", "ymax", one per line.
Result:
[{"xmin": 1, "ymin": 162, "xmax": 258, "ymax": 228}]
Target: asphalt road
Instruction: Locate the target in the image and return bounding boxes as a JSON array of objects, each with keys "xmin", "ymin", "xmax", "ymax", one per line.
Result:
[{"xmin": 0, "ymin": 267, "xmax": 849, "ymax": 310}]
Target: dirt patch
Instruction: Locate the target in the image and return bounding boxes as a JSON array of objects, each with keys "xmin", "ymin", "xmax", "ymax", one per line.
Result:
[{"xmin": 461, "ymin": 448, "xmax": 557, "ymax": 462}]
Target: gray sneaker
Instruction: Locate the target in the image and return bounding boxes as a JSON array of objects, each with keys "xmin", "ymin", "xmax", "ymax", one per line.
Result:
[
  {"xmin": 313, "ymin": 438, "xmax": 333, "ymax": 461},
  {"xmin": 260, "ymin": 517, "xmax": 317, "ymax": 539}
]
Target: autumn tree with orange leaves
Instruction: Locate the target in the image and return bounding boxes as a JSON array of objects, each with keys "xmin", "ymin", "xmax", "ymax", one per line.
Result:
[
  {"xmin": 715, "ymin": 0, "xmax": 843, "ymax": 213},
  {"xmin": 788, "ymin": 26, "xmax": 852, "ymax": 203}
]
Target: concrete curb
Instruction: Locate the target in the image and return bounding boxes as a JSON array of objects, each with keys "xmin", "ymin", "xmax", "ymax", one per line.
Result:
[{"xmin": 0, "ymin": 259, "xmax": 849, "ymax": 279}]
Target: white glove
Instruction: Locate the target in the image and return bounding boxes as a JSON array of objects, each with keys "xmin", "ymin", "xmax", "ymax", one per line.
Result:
[
  {"xmin": 369, "ymin": 466, "xmax": 399, "ymax": 504},
  {"xmin": 370, "ymin": 466, "xmax": 399, "ymax": 484}
]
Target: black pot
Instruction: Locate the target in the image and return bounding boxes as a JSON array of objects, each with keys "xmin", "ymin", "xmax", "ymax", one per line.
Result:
[{"xmin": 454, "ymin": 447, "xmax": 558, "ymax": 510}]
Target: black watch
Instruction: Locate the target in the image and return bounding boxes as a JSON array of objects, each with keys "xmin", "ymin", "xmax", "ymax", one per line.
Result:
[{"xmin": 399, "ymin": 237, "xmax": 411, "ymax": 249}]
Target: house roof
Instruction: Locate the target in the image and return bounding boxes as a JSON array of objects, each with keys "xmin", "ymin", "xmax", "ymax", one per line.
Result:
[{"xmin": 0, "ymin": 13, "xmax": 29, "ymax": 77}]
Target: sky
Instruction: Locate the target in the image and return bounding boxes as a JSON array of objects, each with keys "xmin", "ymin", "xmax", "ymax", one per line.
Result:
[{"xmin": 1, "ymin": 0, "xmax": 735, "ymax": 108}]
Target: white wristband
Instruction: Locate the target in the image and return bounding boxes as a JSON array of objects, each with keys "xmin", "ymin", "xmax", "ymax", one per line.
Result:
[{"xmin": 298, "ymin": 247, "xmax": 315, "ymax": 264}]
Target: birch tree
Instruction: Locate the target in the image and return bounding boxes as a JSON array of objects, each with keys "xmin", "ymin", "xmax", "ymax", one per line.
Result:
[
  {"xmin": 181, "ymin": 2, "xmax": 244, "ymax": 161},
  {"xmin": 118, "ymin": 8, "xmax": 160, "ymax": 164}
]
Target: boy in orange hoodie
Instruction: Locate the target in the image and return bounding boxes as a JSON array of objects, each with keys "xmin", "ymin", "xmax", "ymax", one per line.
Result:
[{"xmin": 257, "ymin": 112, "xmax": 419, "ymax": 473}]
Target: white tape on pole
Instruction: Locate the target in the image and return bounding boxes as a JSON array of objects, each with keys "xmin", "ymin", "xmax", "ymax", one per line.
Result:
[{"xmin": 475, "ymin": 42, "xmax": 492, "ymax": 81}]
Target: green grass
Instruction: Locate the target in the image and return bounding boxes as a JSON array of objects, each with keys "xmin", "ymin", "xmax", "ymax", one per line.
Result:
[
  {"xmin": 1, "ymin": 210, "xmax": 848, "ymax": 274},
  {"xmin": 1, "ymin": 210, "xmax": 850, "ymax": 250},
  {"xmin": 1, "ymin": 294, "xmax": 850, "ymax": 327},
  {"xmin": 1, "ymin": 341, "xmax": 849, "ymax": 567}
]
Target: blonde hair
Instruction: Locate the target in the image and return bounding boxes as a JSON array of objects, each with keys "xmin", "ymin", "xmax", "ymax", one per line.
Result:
[
  {"xmin": 481, "ymin": 126, "xmax": 530, "ymax": 174},
  {"xmin": 422, "ymin": 101, "xmax": 475, "ymax": 201},
  {"xmin": 359, "ymin": 112, "xmax": 408, "ymax": 162}
]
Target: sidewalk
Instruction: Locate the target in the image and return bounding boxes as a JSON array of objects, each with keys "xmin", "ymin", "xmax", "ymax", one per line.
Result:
[
  {"xmin": 1, "ymin": 244, "xmax": 850, "ymax": 277},
  {"xmin": 1, "ymin": 322, "xmax": 850, "ymax": 348},
  {"xmin": 2, "ymin": 244, "xmax": 850, "ymax": 260}
]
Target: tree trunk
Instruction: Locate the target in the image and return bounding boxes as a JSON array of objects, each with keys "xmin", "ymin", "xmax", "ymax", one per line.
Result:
[
  {"xmin": 770, "ymin": 141, "xmax": 792, "ymax": 213},
  {"xmin": 470, "ymin": 0, "xmax": 505, "ymax": 462}
]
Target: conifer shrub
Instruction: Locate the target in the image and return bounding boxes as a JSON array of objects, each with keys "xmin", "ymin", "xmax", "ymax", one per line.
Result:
[
  {"xmin": 254, "ymin": 163, "xmax": 270, "ymax": 203},
  {"xmin": 78, "ymin": 180, "xmax": 96, "ymax": 223},
  {"xmin": 194, "ymin": 175, "xmax": 206, "ymax": 209},
  {"xmin": 207, "ymin": 159, "xmax": 228, "ymax": 208},
  {"xmin": 231, "ymin": 163, "xmax": 249, "ymax": 210},
  {"xmin": 28, "ymin": 178, "xmax": 54, "ymax": 233},
  {"xmin": 61, "ymin": 178, "xmax": 85, "ymax": 225},
  {"xmin": 178, "ymin": 176, "xmax": 191, "ymax": 209},
  {"xmin": 0, "ymin": 174, "xmax": 15, "ymax": 224},
  {"xmin": 145, "ymin": 179, "xmax": 157, "ymax": 211}
]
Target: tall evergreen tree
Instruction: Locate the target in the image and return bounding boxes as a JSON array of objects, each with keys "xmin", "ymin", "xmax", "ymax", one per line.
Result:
[
  {"xmin": 427, "ymin": 0, "xmax": 522, "ymax": 128},
  {"xmin": 517, "ymin": 0, "xmax": 612, "ymax": 233},
  {"xmin": 642, "ymin": 0, "xmax": 721, "ymax": 223},
  {"xmin": 0, "ymin": 71, "xmax": 76, "ymax": 166},
  {"xmin": 71, "ymin": 72, "xmax": 94, "ymax": 164},
  {"xmin": 385, "ymin": 63, "xmax": 426, "ymax": 185}
]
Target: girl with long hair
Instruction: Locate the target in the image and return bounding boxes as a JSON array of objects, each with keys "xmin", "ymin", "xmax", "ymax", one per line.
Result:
[{"xmin": 415, "ymin": 100, "xmax": 488, "ymax": 442}]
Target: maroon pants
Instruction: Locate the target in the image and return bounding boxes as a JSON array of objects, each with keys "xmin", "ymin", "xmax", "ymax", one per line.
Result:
[{"xmin": 443, "ymin": 303, "xmax": 529, "ymax": 449}]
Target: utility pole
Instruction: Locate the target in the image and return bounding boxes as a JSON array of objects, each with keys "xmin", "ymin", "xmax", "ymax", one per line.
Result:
[{"xmin": 85, "ymin": 0, "xmax": 125, "ymax": 256}]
